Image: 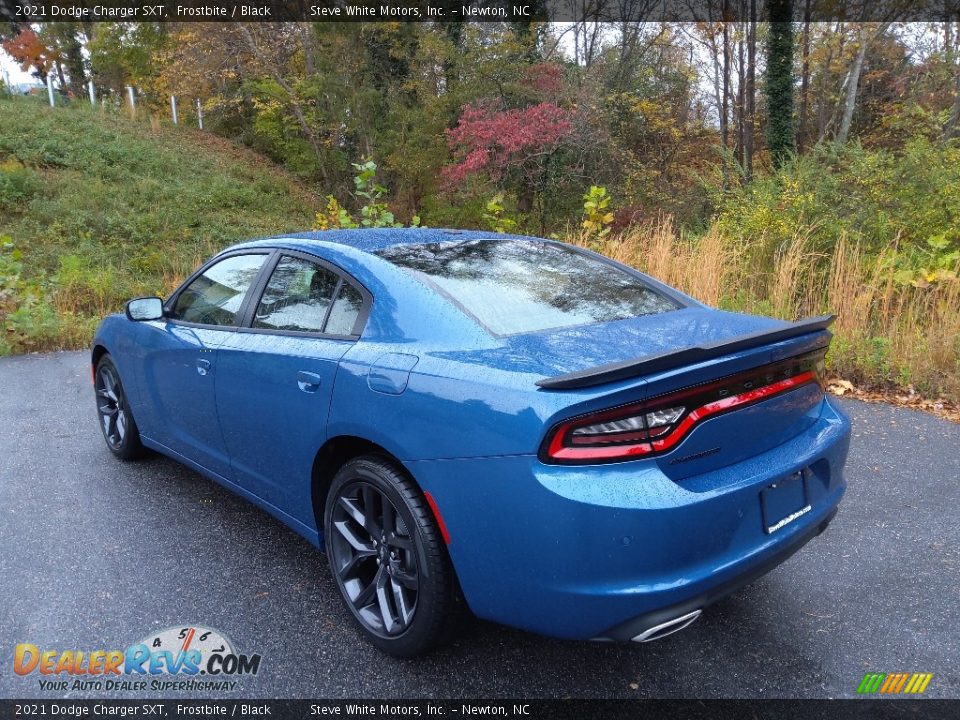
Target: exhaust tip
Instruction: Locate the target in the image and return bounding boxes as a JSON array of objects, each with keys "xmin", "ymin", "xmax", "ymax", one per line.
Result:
[{"xmin": 631, "ymin": 609, "xmax": 702, "ymax": 642}]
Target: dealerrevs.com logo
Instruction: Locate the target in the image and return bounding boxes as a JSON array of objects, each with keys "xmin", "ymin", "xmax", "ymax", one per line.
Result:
[{"xmin": 13, "ymin": 625, "xmax": 262, "ymax": 693}]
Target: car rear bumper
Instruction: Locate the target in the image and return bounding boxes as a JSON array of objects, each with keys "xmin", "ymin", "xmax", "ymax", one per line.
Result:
[
  {"xmin": 404, "ymin": 397, "xmax": 851, "ymax": 641},
  {"xmin": 597, "ymin": 505, "xmax": 837, "ymax": 641}
]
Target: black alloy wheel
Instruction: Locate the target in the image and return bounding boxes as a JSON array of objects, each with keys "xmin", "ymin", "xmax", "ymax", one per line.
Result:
[
  {"xmin": 329, "ymin": 480, "xmax": 420, "ymax": 636},
  {"xmin": 324, "ymin": 456, "xmax": 466, "ymax": 656},
  {"xmin": 94, "ymin": 355, "xmax": 144, "ymax": 460}
]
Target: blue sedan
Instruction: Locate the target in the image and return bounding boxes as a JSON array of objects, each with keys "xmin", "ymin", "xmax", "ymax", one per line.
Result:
[{"xmin": 92, "ymin": 229, "xmax": 850, "ymax": 656}]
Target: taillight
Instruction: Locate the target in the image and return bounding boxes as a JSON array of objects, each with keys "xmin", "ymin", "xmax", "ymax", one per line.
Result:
[{"xmin": 541, "ymin": 350, "xmax": 825, "ymax": 464}]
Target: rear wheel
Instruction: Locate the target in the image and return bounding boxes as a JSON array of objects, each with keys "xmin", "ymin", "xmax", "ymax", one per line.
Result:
[
  {"xmin": 324, "ymin": 455, "xmax": 464, "ymax": 657},
  {"xmin": 94, "ymin": 355, "xmax": 145, "ymax": 461}
]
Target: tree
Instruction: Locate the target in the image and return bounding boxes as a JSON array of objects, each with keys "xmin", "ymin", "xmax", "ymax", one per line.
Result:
[
  {"xmin": 45, "ymin": 23, "xmax": 87, "ymax": 95},
  {"xmin": 765, "ymin": 0, "xmax": 795, "ymax": 168},
  {"xmin": 1, "ymin": 27, "xmax": 57, "ymax": 81},
  {"xmin": 835, "ymin": 23, "xmax": 890, "ymax": 145},
  {"xmin": 442, "ymin": 101, "xmax": 574, "ymax": 215},
  {"xmin": 745, "ymin": 0, "xmax": 757, "ymax": 180},
  {"xmin": 797, "ymin": 0, "xmax": 813, "ymax": 149},
  {"xmin": 944, "ymin": 20, "xmax": 960, "ymax": 140},
  {"xmin": 88, "ymin": 22, "xmax": 167, "ymax": 98}
]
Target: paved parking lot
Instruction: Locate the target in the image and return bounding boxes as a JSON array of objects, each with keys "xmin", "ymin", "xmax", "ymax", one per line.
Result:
[{"xmin": 1, "ymin": 351, "xmax": 957, "ymax": 699}]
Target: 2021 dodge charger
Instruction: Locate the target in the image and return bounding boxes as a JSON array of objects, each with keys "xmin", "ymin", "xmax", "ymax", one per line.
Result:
[{"xmin": 91, "ymin": 228, "xmax": 850, "ymax": 656}]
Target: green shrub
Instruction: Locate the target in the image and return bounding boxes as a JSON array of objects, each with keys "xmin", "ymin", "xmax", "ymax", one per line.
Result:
[
  {"xmin": 716, "ymin": 138, "xmax": 960, "ymax": 270},
  {"xmin": 0, "ymin": 237, "xmax": 60, "ymax": 354},
  {"xmin": 0, "ymin": 157, "xmax": 41, "ymax": 212}
]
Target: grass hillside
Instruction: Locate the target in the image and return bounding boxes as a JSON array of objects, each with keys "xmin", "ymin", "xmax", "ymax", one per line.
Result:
[
  {"xmin": 1, "ymin": 96, "xmax": 958, "ymax": 406},
  {"xmin": 0, "ymin": 97, "xmax": 319, "ymax": 354}
]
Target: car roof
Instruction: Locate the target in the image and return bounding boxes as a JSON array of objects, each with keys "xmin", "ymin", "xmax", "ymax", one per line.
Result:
[
  {"xmin": 222, "ymin": 229, "xmax": 530, "ymax": 347},
  {"xmin": 233, "ymin": 228, "xmax": 527, "ymax": 254}
]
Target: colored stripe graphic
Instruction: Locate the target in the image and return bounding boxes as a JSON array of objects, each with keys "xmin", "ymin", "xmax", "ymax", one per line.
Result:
[
  {"xmin": 911, "ymin": 674, "xmax": 934, "ymax": 694},
  {"xmin": 858, "ymin": 672, "xmax": 933, "ymax": 695},
  {"xmin": 857, "ymin": 673, "xmax": 886, "ymax": 694},
  {"xmin": 879, "ymin": 674, "xmax": 898, "ymax": 693}
]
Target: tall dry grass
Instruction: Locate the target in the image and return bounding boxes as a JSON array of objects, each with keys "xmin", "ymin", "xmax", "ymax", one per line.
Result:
[
  {"xmin": 574, "ymin": 217, "xmax": 738, "ymax": 308},
  {"xmin": 577, "ymin": 217, "xmax": 960, "ymax": 401}
]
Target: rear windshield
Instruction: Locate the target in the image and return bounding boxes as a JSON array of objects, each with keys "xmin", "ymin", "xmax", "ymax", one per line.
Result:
[{"xmin": 376, "ymin": 239, "xmax": 679, "ymax": 336}]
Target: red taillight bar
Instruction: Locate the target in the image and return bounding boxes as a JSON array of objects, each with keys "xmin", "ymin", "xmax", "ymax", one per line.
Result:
[
  {"xmin": 541, "ymin": 350, "xmax": 825, "ymax": 464},
  {"xmin": 648, "ymin": 371, "xmax": 816, "ymax": 454}
]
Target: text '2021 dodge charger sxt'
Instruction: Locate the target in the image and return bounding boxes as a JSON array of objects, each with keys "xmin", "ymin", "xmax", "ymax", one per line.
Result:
[{"xmin": 92, "ymin": 228, "xmax": 850, "ymax": 656}]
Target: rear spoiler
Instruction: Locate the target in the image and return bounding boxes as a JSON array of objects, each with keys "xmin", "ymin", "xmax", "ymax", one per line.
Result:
[{"xmin": 536, "ymin": 314, "xmax": 835, "ymax": 390}]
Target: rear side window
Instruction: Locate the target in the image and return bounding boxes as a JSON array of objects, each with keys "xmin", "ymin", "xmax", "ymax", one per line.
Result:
[
  {"xmin": 325, "ymin": 283, "xmax": 364, "ymax": 336},
  {"xmin": 376, "ymin": 239, "xmax": 679, "ymax": 335},
  {"xmin": 250, "ymin": 254, "xmax": 366, "ymax": 337},
  {"xmin": 254, "ymin": 256, "xmax": 339, "ymax": 333},
  {"xmin": 170, "ymin": 254, "xmax": 266, "ymax": 326}
]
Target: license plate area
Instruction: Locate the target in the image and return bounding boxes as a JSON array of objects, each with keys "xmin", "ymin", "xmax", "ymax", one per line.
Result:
[{"xmin": 761, "ymin": 470, "xmax": 811, "ymax": 534}]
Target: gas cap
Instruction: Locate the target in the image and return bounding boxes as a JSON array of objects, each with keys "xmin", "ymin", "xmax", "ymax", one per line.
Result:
[{"xmin": 368, "ymin": 353, "xmax": 419, "ymax": 395}]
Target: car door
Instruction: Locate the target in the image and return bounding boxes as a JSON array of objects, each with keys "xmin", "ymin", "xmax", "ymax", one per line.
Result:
[
  {"xmin": 215, "ymin": 252, "xmax": 370, "ymax": 525},
  {"xmin": 138, "ymin": 251, "xmax": 270, "ymax": 477}
]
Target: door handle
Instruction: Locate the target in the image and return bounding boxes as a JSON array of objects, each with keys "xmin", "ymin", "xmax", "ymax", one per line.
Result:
[
  {"xmin": 196, "ymin": 358, "xmax": 211, "ymax": 376},
  {"xmin": 297, "ymin": 371, "xmax": 322, "ymax": 393}
]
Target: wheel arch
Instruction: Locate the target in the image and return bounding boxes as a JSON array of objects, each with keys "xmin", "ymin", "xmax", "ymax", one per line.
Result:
[
  {"xmin": 311, "ymin": 435, "xmax": 411, "ymax": 543},
  {"xmin": 91, "ymin": 343, "xmax": 109, "ymax": 370}
]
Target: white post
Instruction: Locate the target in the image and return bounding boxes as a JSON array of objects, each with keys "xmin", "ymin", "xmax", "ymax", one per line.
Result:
[
  {"xmin": 126, "ymin": 85, "xmax": 136, "ymax": 117},
  {"xmin": 88, "ymin": 79, "xmax": 96, "ymax": 105},
  {"xmin": 170, "ymin": 95, "xmax": 178, "ymax": 125},
  {"xmin": 47, "ymin": 74, "xmax": 55, "ymax": 106},
  {"xmin": 196, "ymin": 98, "xmax": 203, "ymax": 130}
]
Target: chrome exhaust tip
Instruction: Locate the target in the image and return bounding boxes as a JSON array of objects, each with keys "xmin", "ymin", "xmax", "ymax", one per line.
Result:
[{"xmin": 631, "ymin": 609, "xmax": 702, "ymax": 642}]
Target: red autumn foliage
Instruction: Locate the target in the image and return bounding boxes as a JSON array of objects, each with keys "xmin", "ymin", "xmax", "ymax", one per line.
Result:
[
  {"xmin": 442, "ymin": 102, "xmax": 574, "ymax": 187},
  {"xmin": 1, "ymin": 28, "xmax": 57, "ymax": 80},
  {"xmin": 523, "ymin": 63, "xmax": 565, "ymax": 97}
]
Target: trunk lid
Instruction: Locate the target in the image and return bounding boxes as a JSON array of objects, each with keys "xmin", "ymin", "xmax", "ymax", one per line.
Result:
[
  {"xmin": 502, "ymin": 306, "xmax": 786, "ymax": 378},
  {"xmin": 525, "ymin": 307, "xmax": 831, "ymax": 478}
]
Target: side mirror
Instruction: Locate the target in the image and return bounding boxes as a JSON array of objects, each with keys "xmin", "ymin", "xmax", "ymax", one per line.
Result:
[{"xmin": 126, "ymin": 296, "xmax": 164, "ymax": 322}]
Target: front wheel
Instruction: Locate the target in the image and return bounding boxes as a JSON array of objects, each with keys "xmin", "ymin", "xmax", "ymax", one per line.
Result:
[
  {"xmin": 324, "ymin": 455, "xmax": 465, "ymax": 657},
  {"xmin": 94, "ymin": 354, "xmax": 145, "ymax": 461}
]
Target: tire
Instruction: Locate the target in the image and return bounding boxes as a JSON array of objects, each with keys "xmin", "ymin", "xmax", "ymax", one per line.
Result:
[
  {"xmin": 324, "ymin": 455, "xmax": 466, "ymax": 657},
  {"xmin": 94, "ymin": 354, "xmax": 146, "ymax": 461}
]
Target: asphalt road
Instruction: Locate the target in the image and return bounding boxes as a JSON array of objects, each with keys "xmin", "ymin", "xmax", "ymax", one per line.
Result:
[{"xmin": 1, "ymin": 350, "xmax": 958, "ymax": 700}]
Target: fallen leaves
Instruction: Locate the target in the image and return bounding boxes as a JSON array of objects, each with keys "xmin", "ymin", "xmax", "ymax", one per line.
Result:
[
  {"xmin": 826, "ymin": 379, "xmax": 855, "ymax": 396},
  {"xmin": 826, "ymin": 378, "xmax": 960, "ymax": 423}
]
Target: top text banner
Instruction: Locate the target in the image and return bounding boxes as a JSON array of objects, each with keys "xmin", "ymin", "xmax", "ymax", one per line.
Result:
[{"xmin": 2, "ymin": 0, "xmax": 959, "ymax": 23}]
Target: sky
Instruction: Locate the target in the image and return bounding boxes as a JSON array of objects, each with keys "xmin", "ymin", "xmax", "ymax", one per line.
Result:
[{"xmin": 1, "ymin": 48, "xmax": 39, "ymax": 88}]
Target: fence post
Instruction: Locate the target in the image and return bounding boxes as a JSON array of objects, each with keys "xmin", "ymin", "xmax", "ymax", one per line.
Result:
[
  {"xmin": 47, "ymin": 75, "xmax": 55, "ymax": 107},
  {"xmin": 170, "ymin": 95, "xmax": 178, "ymax": 125},
  {"xmin": 196, "ymin": 98, "xmax": 203, "ymax": 130},
  {"xmin": 126, "ymin": 86, "xmax": 136, "ymax": 118},
  {"xmin": 88, "ymin": 79, "xmax": 96, "ymax": 105}
]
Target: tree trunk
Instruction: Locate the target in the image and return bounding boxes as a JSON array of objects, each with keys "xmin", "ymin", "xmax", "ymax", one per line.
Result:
[
  {"xmin": 943, "ymin": 21, "xmax": 960, "ymax": 140},
  {"xmin": 55, "ymin": 61, "xmax": 67, "ymax": 91},
  {"xmin": 722, "ymin": 3, "xmax": 731, "ymax": 187},
  {"xmin": 835, "ymin": 28, "xmax": 869, "ymax": 145},
  {"xmin": 517, "ymin": 181, "xmax": 535, "ymax": 214},
  {"xmin": 63, "ymin": 26, "xmax": 86, "ymax": 95},
  {"xmin": 765, "ymin": 0, "xmax": 795, "ymax": 168},
  {"xmin": 835, "ymin": 22, "xmax": 890, "ymax": 145},
  {"xmin": 737, "ymin": 7, "xmax": 746, "ymax": 172},
  {"xmin": 442, "ymin": 22, "xmax": 464, "ymax": 94},
  {"xmin": 797, "ymin": 0, "xmax": 811, "ymax": 150},
  {"xmin": 815, "ymin": 23, "xmax": 842, "ymax": 142},
  {"xmin": 745, "ymin": 0, "xmax": 756, "ymax": 180},
  {"xmin": 299, "ymin": 21, "xmax": 316, "ymax": 76},
  {"xmin": 706, "ymin": 28, "xmax": 724, "ymax": 139}
]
